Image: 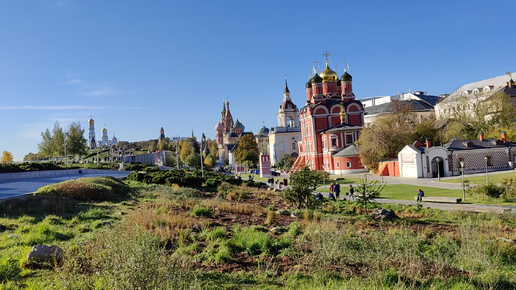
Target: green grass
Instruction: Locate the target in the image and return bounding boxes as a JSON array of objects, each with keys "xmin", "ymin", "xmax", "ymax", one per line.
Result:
[
  {"xmin": 443, "ymin": 171, "xmax": 516, "ymax": 185},
  {"xmin": 379, "ymin": 184, "xmax": 463, "ymax": 200}
]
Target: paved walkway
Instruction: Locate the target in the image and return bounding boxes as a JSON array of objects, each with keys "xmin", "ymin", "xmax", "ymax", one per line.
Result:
[{"xmin": 0, "ymin": 171, "xmax": 130, "ymax": 200}]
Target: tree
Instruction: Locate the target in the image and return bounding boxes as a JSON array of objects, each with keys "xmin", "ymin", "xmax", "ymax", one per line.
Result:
[
  {"xmin": 354, "ymin": 174, "xmax": 386, "ymax": 214},
  {"xmin": 66, "ymin": 122, "xmax": 88, "ymax": 158},
  {"xmin": 179, "ymin": 139, "xmax": 194, "ymax": 163},
  {"xmin": 234, "ymin": 134, "xmax": 259, "ymax": 166},
  {"xmin": 24, "ymin": 152, "xmax": 45, "ymax": 161},
  {"xmin": 438, "ymin": 92, "xmax": 516, "ymax": 142},
  {"xmin": 2, "ymin": 151, "xmax": 13, "ymax": 163},
  {"xmin": 185, "ymin": 152, "xmax": 201, "ymax": 168},
  {"xmin": 357, "ymin": 103, "xmax": 441, "ymax": 171},
  {"xmin": 283, "ymin": 167, "xmax": 324, "ymax": 209},
  {"xmin": 276, "ymin": 154, "xmax": 296, "ymax": 170}
]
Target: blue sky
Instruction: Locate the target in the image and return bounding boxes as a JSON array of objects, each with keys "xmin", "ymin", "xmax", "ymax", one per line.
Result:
[{"xmin": 1, "ymin": 0, "xmax": 515, "ymax": 161}]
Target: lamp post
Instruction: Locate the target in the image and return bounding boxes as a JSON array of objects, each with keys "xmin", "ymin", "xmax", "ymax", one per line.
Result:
[
  {"xmin": 484, "ymin": 156, "xmax": 489, "ymax": 184},
  {"xmin": 200, "ymin": 133, "xmax": 205, "ymax": 178},
  {"xmin": 436, "ymin": 158, "xmax": 441, "ymax": 181},
  {"xmin": 176, "ymin": 136, "xmax": 180, "ymax": 170},
  {"xmin": 63, "ymin": 132, "xmax": 68, "ymax": 167},
  {"xmin": 460, "ymin": 160, "xmax": 465, "ymax": 202}
]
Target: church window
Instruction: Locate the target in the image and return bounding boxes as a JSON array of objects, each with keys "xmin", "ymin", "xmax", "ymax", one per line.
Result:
[
  {"xmin": 337, "ymin": 162, "xmax": 340, "ymax": 168},
  {"xmin": 346, "ymin": 134, "xmax": 353, "ymax": 145},
  {"xmin": 331, "ymin": 136, "xmax": 338, "ymax": 148},
  {"xmin": 292, "ymin": 142, "xmax": 296, "ymax": 150},
  {"xmin": 346, "ymin": 162, "xmax": 352, "ymax": 168}
]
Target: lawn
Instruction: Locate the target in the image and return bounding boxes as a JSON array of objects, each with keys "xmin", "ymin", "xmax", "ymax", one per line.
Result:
[{"xmin": 443, "ymin": 171, "xmax": 516, "ymax": 185}]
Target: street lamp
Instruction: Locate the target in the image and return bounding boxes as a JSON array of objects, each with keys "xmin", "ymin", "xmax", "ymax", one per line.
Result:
[
  {"xmin": 460, "ymin": 160, "xmax": 465, "ymax": 202},
  {"xmin": 176, "ymin": 136, "xmax": 180, "ymax": 170},
  {"xmin": 484, "ymin": 156, "xmax": 489, "ymax": 184},
  {"xmin": 63, "ymin": 132, "xmax": 68, "ymax": 167},
  {"xmin": 436, "ymin": 158, "xmax": 441, "ymax": 181},
  {"xmin": 200, "ymin": 133, "xmax": 205, "ymax": 178}
]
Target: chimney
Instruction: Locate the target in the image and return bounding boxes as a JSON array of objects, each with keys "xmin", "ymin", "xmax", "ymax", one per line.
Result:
[
  {"xmin": 425, "ymin": 138, "xmax": 431, "ymax": 148},
  {"xmin": 479, "ymin": 131, "xmax": 484, "ymax": 141},
  {"xmin": 501, "ymin": 131, "xmax": 507, "ymax": 143}
]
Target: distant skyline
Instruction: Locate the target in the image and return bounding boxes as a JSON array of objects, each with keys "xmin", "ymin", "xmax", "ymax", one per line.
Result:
[{"xmin": 1, "ymin": 0, "xmax": 515, "ymax": 160}]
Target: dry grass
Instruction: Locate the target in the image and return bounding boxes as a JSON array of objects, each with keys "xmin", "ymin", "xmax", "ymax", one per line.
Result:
[
  {"xmin": 125, "ymin": 208, "xmax": 206, "ymax": 238},
  {"xmin": 265, "ymin": 210, "xmax": 276, "ymax": 225}
]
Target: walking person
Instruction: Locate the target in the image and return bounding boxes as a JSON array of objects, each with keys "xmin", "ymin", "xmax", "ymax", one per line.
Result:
[
  {"xmin": 334, "ymin": 183, "xmax": 341, "ymax": 200},
  {"xmin": 348, "ymin": 185, "xmax": 355, "ymax": 201},
  {"xmin": 417, "ymin": 188, "xmax": 424, "ymax": 202},
  {"xmin": 283, "ymin": 178, "xmax": 287, "ymax": 187},
  {"xmin": 329, "ymin": 182, "xmax": 334, "ymax": 196}
]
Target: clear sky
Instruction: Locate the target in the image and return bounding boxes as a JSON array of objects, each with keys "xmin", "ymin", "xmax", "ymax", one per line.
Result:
[{"xmin": 1, "ymin": 0, "xmax": 515, "ymax": 161}]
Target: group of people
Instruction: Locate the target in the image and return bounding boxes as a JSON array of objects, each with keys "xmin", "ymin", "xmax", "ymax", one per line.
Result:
[
  {"xmin": 268, "ymin": 177, "xmax": 289, "ymax": 189},
  {"xmin": 316, "ymin": 183, "xmax": 355, "ymax": 202}
]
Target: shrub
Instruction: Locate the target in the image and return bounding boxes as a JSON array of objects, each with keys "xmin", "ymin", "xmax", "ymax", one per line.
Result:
[
  {"xmin": 35, "ymin": 180, "xmax": 112, "ymax": 201},
  {"xmin": 467, "ymin": 183, "xmax": 505, "ymax": 200},
  {"xmin": 265, "ymin": 210, "xmax": 276, "ymax": 225},
  {"xmin": 192, "ymin": 206, "xmax": 212, "ymax": 218},
  {"xmin": 229, "ymin": 226, "xmax": 273, "ymax": 256},
  {"xmin": 288, "ymin": 222, "xmax": 303, "ymax": 237},
  {"xmin": 0, "ymin": 258, "xmax": 20, "ymax": 283}
]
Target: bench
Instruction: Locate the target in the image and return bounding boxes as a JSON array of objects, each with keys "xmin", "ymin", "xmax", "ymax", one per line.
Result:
[{"xmin": 414, "ymin": 196, "xmax": 462, "ymax": 203}]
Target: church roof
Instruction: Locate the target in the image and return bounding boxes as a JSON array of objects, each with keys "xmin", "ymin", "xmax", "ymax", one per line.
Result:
[
  {"xmin": 227, "ymin": 132, "xmax": 239, "ymax": 138},
  {"xmin": 320, "ymin": 122, "xmax": 362, "ymax": 134},
  {"xmin": 333, "ymin": 145, "xmax": 359, "ymax": 157}
]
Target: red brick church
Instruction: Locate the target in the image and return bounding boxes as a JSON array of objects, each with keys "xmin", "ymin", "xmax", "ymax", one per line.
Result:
[{"xmin": 293, "ymin": 53, "xmax": 366, "ymax": 175}]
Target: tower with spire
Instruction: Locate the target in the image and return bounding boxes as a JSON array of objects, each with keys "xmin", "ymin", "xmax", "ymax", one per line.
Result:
[
  {"xmin": 88, "ymin": 116, "xmax": 97, "ymax": 149},
  {"xmin": 268, "ymin": 77, "xmax": 301, "ymax": 165}
]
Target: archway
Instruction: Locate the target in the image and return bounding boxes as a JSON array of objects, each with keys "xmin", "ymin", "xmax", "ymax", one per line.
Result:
[{"xmin": 431, "ymin": 157, "xmax": 445, "ymax": 178}]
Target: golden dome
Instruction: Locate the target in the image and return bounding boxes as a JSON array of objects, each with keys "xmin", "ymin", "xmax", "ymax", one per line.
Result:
[
  {"xmin": 320, "ymin": 61, "xmax": 338, "ymax": 82},
  {"xmin": 88, "ymin": 118, "xmax": 94, "ymax": 124},
  {"xmin": 102, "ymin": 127, "xmax": 107, "ymax": 132}
]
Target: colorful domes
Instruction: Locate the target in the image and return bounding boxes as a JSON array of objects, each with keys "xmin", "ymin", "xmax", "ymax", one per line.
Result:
[
  {"xmin": 311, "ymin": 73, "xmax": 323, "ymax": 83},
  {"xmin": 215, "ymin": 121, "xmax": 224, "ymax": 131},
  {"xmin": 341, "ymin": 71, "xmax": 352, "ymax": 81},
  {"xmin": 319, "ymin": 61, "xmax": 338, "ymax": 82}
]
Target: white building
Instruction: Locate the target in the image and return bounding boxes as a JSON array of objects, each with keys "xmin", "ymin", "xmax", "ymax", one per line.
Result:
[
  {"xmin": 435, "ymin": 72, "xmax": 516, "ymax": 120},
  {"xmin": 268, "ymin": 80, "xmax": 301, "ymax": 166},
  {"xmin": 362, "ymin": 91, "xmax": 442, "ymax": 126},
  {"xmin": 399, "ymin": 133, "xmax": 516, "ymax": 178}
]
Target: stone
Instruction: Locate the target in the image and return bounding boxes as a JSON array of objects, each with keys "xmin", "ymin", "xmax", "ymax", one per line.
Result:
[
  {"xmin": 497, "ymin": 237, "xmax": 516, "ymax": 244},
  {"xmin": 370, "ymin": 208, "xmax": 398, "ymax": 221},
  {"xmin": 26, "ymin": 245, "xmax": 64, "ymax": 264},
  {"xmin": 290, "ymin": 212, "xmax": 300, "ymax": 218},
  {"xmin": 192, "ymin": 224, "xmax": 202, "ymax": 232}
]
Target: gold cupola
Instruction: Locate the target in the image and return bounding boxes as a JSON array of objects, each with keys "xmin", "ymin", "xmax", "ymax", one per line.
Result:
[
  {"xmin": 102, "ymin": 127, "xmax": 107, "ymax": 133},
  {"xmin": 88, "ymin": 117, "xmax": 94, "ymax": 125},
  {"xmin": 320, "ymin": 61, "xmax": 338, "ymax": 82}
]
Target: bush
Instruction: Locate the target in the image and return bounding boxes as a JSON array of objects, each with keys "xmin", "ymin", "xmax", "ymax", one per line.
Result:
[
  {"xmin": 192, "ymin": 206, "xmax": 212, "ymax": 218},
  {"xmin": 467, "ymin": 183, "xmax": 505, "ymax": 200},
  {"xmin": 34, "ymin": 177, "xmax": 128, "ymax": 201},
  {"xmin": 229, "ymin": 226, "xmax": 273, "ymax": 256}
]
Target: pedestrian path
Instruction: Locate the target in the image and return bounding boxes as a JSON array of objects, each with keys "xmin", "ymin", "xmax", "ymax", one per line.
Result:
[{"xmin": 0, "ymin": 171, "xmax": 130, "ymax": 200}]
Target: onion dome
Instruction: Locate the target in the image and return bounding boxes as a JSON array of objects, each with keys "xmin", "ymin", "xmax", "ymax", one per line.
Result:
[
  {"xmin": 341, "ymin": 71, "xmax": 352, "ymax": 82},
  {"xmin": 88, "ymin": 117, "xmax": 94, "ymax": 124},
  {"xmin": 215, "ymin": 121, "xmax": 224, "ymax": 131},
  {"xmin": 234, "ymin": 119, "xmax": 243, "ymax": 129},
  {"xmin": 311, "ymin": 73, "xmax": 323, "ymax": 83},
  {"xmin": 320, "ymin": 61, "xmax": 338, "ymax": 82},
  {"xmin": 102, "ymin": 127, "xmax": 107, "ymax": 133},
  {"xmin": 305, "ymin": 77, "xmax": 312, "ymax": 88},
  {"xmin": 257, "ymin": 126, "xmax": 269, "ymax": 136}
]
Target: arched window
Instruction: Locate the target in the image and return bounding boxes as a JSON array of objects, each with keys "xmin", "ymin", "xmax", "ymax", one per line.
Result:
[{"xmin": 331, "ymin": 135, "xmax": 338, "ymax": 148}]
